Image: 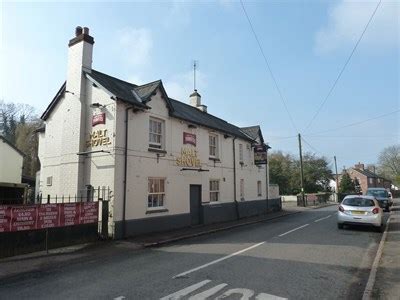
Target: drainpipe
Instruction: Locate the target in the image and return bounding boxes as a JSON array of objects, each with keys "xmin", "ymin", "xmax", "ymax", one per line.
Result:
[
  {"xmin": 233, "ymin": 137, "xmax": 239, "ymax": 220},
  {"xmin": 122, "ymin": 106, "xmax": 133, "ymax": 239}
]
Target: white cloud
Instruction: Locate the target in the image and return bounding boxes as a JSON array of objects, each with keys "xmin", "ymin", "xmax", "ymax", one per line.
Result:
[
  {"xmin": 314, "ymin": 0, "xmax": 399, "ymax": 54},
  {"xmin": 164, "ymin": 71, "xmax": 207, "ymax": 101},
  {"xmin": 116, "ymin": 27, "xmax": 153, "ymax": 66}
]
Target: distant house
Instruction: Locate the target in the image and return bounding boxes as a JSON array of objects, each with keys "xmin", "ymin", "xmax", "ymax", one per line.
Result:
[
  {"xmin": 343, "ymin": 163, "xmax": 391, "ymax": 194},
  {"xmin": 0, "ymin": 135, "xmax": 28, "ymax": 204},
  {"xmin": 0, "ymin": 135, "xmax": 24, "ymax": 183}
]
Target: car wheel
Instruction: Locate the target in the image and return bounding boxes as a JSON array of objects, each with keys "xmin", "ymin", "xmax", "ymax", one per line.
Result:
[
  {"xmin": 338, "ymin": 223, "xmax": 344, "ymax": 229},
  {"xmin": 376, "ymin": 224, "xmax": 384, "ymax": 233}
]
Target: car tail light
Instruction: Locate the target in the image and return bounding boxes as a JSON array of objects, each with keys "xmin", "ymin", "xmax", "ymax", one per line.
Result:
[
  {"xmin": 339, "ymin": 205, "xmax": 344, "ymax": 212},
  {"xmin": 372, "ymin": 207, "xmax": 379, "ymax": 214}
]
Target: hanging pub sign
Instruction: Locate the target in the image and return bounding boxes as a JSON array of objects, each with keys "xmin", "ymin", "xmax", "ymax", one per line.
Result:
[
  {"xmin": 87, "ymin": 129, "xmax": 112, "ymax": 147},
  {"xmin": 254, "ymin": 144, "xmax": 268, "ymax": 165},
  {"xmin": 92, "ymin": 113, "xmax": 106, "ymax": 127},
  {"xmin": 183, "ymin": 132, "xmax": 196, "ymax": 146},
  {"xmin": 176, "ymin": 148, "xmax": 201, "ymax": 168}
]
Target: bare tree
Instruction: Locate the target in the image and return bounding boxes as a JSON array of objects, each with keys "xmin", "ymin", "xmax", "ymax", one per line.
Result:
[{"xmin": 377, "ymin": 145, "xmax": 400, "ymax": 185}]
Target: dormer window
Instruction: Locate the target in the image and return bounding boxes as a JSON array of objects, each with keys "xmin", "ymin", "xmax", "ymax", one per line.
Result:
[{"xmin": 149, "ymin": 118, "xmax": 164, "ymax": 149}]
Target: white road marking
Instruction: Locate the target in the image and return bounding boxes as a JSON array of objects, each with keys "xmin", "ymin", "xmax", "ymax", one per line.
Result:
[
  {"xmin": 160, "ymin": 280, "xmax": 211, "ymax": 300},
  {"xmin": 188, "ymin": 283, "xmax": 227, "ymax": 300},
  {"xmin": 113, "ymin": 297, "xmax": 125, "ymax": 300},
  {"xmin": 256, "ymin": 293, "xmax": 288, "ymax": 300},
  {"xmin": 314, "ymin": 215, "xmax": 332, "ymax": 223},
  {"xmin": 215, "ymin": 288, "xmax": 254, "ymax": 299},
  {"xmin": 278, "ymin": 224, "xmax": 309, "ymax": 237},
  {"xmin": 173, "ymin": 242, "xmax": 265, "ymax": 278}
]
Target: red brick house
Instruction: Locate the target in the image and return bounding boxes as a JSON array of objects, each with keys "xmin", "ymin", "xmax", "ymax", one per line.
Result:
[{"xmin": 344, "ymin": 163, "xmax": 391, "ymax": 194}]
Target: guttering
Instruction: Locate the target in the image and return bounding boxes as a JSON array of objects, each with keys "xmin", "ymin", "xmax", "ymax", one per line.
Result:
[
  {"xmin": 122, "ymin": 106, "xmax": 134, "ymax": 239},
  {"xmin": 233, "ymin": 137, "xmax": 240, "ymax": 220}
]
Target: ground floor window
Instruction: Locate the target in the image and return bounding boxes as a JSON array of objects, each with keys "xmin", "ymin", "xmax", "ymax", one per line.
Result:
[
  {"xmin": 210, "ymin": 180, "xmax": 220, "ymax": 202},
  {"xmin": 257, "ymin": 180, "xmax": 262, "ymax": 196},
  {"xmin": 148, "ymin": 178, "xmax": 165, "ymax": 208}
]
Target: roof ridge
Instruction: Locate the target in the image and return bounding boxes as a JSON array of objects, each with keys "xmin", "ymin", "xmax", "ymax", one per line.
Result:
[
  {"xmin": 91, "ymin": 69, "xmax": 138, "ymax": 88},
  {"xmin": 168, "ymin": 97, "xmax": 237, "ymax": 127},
  {"xmin": 135, "ymin": 79, "xmax": 162, "ymax": 89}
]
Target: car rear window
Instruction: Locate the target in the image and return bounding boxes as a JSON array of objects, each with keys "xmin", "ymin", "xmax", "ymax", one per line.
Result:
[
  {"xmin": 367, "ymin": 190, "xmax": 388, "ymax": 198},
  {"xmin": 342, "ymin": 198, "xmax": 375, "ymax": 207}
]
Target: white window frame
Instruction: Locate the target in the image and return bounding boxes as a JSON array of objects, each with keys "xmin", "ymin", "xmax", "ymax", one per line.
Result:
[
  {"xmin": 239, "ymin": 143, "xmax": 244, "ymax": 163},
  {"xmin": 257, "ymin": 180, "xmax": 262, "ymax": 197},
  {"xmin": 209, "ymin": 134, "xmax": 218, "ymax": 158},
  {"xmin": 46, "ymin": 176, "xmax": 53, "ymax": 186},
  {"xmin": 210, "ymin": 179, "xmax": 220, "ymax": 202},
  {"xmin": 149, "ymin": 118, "xmax": 164, "ymax": 149},
  {"xmin": 148, "ymin": 177, "xmax": 166, "ymax": 209},
  {"xmin": 240, "ymin": 179, "xmax": 244, "ymax": 200},
  {"xmin": 369, "ymin": 178, "xmax": 373, "ymax": 184}
]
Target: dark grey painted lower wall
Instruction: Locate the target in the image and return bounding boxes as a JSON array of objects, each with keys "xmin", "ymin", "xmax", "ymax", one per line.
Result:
[
  {"xmin": 115, "ymin": 198, "xmax": 282, "ymax": 239},
  {"xmin": 114, "ymin": 213, "xmax": 191, "ymax": 239},
  {"xmin": 202, "ymin": 202, "xmax": 237, "ymax": 225}
]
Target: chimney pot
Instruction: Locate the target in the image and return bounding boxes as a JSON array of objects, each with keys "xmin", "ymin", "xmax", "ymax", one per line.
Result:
[
  {"xmin": 83, "ymin": 27, "xmax": 89, "ymax": 35},
  {"xmin": 75, "ymin": 26, "xmax": 83, "ymax": 37}
]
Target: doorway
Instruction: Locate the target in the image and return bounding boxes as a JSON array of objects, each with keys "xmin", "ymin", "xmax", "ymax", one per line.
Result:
[{"xmin": 189, "ymin": 185, "xmax": 202, "ymax": 226}]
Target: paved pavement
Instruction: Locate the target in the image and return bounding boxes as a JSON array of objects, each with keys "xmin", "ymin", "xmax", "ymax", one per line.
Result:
[
  {"xmin": 372, "ymin": 198, "xmax": 400, "ymax": 299},
  {"xmin": 0, "ymin": 204, "xmax": 390, "ymax": 299}
]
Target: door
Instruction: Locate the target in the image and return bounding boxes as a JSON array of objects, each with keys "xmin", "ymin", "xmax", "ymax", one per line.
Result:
[{"xmin": 190, "ymin": 185, "xmax": 202, "ymax": 226}]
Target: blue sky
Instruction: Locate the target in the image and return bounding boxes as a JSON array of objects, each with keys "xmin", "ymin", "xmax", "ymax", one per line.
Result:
[{"xmin": 1, "ymin": 0, "xmax": 399, "ymax": 170}]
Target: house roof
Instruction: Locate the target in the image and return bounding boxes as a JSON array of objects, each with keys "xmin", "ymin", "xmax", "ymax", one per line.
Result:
[
  {"xmin": 0, "ymin": 135, "xmax": 25, "ymax": 157},
  {"xmin": 40, "ymin": 69, "xmax": 256, "ymax": 142},
  {"xmin": 240, "ymin": 126, "xmax": 264, "ymax": 144},
  {"xmin": 352, "ymin": 168, "xmax": 391, "ymax": 182},
  {"xmin": 41, "ymin": 82, "xmax": 66, "ymax": 120},
  {"xmin": 168, "ymin": 98, "xmax": 253, "ymax": 142}
]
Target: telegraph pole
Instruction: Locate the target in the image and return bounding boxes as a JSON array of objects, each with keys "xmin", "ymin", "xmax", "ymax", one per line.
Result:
[
  {"xmin": 298, "ymin": 133, "xmax": 305, "ymax": 207},
  {"xmin": 334, "ymin": 155, "xmax": 339, "ymax": 202}
]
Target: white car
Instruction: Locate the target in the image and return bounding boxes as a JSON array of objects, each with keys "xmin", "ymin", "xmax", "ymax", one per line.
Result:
[{"xmin": 337, "ymin": 195, "xmax": 384, "ymax": 232}]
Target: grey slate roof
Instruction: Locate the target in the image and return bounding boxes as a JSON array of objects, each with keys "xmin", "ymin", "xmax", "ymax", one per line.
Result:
[
  {"xmin": 240, "ymin": 125, "xmax": 264, "ymax": 144},
  {"xmin": 352, "ymin": 167, "xmax": 390, "ymax": 182},
  {"xmin": 41, "ymin": 69, "xmax": 256, "ymax": 142},
  {"xmin": 168, "ymin": 99, "xmax": 253, "ymax": 141}
]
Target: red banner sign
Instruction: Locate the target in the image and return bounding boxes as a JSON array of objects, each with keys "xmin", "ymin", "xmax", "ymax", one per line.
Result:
[
  {"xmin": 37, "ymin": 204, "xmax": 59, "ymax": 229},
  {"xmin": 183, "ymin": 132, "xmax": 196, "ymax": 146},
  {"xmin": 0, "ymin": 206, "xmax": 11, "ymax": 232},
  {"xmin": 60, "ymin": 203, "xmax": 80, "ymax": 227},
  {"xmin": 0, "ymin": 202, "xmax": 98, "ymax": 233},
  {"xmin": 92, "ymin": 113, "xmax": 106, "ymax": 127},
  {"xmin": 10, "ymin": 206, "xmax": 37, "ymax": 232}
]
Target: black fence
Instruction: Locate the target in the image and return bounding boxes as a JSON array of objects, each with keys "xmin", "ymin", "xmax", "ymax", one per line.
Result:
[
  {"xmin": 0, "ymin": 223, "xmax": 98, "ymax": 258},
  {"xmin": 0, "ymin": 186, "xmax": 111, "ymax": 258}
]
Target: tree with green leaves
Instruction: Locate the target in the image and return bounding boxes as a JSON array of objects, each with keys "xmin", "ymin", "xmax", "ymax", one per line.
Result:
[
  {"xmin": 339, "ymin": 172, "xmax": 356, "ymax": 193},
  {"xmin": 269, "ymin": 151, "xmax": 333, "ymax": 195}
]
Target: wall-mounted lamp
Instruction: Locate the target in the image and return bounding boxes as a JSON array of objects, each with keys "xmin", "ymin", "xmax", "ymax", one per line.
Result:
[
  {"xmin": 90, "ymin": 103, "xmax": 104, "ymax": 108},
  {"xmin": 188, "ymin": 124, "xmax": 197, "ymax": 129}
]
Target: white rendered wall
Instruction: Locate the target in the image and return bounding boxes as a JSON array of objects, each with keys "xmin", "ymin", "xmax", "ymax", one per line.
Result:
[
  {"xmin": 0, "ymin": 141, "xmax": 23, "ymax": 183},
  {"xmin": 113, "ymin": 89, "xmax": 267, "ymax": 222}
]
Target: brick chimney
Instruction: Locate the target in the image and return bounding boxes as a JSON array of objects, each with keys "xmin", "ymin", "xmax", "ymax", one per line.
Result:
[{"xmin": 354, "ymin": 162, "xmax": 365, "ymax": 170}]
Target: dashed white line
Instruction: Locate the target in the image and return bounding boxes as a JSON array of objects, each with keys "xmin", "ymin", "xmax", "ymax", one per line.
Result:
[
  {"xmin": 173, "ymin": 242, "xmax": 265, "ymax": 278},
  {"xmin": 314, "ymin": 215, "xmax": 332, "ymax": 223},
  {"xmin": 278, "ymin": 224, "xmax": 309, "ymax": 237}
]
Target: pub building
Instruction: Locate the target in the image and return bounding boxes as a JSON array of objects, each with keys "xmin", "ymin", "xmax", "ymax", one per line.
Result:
[{"xmin": 37, "ymin": 27, "xmax": 279, "ymax": 239}]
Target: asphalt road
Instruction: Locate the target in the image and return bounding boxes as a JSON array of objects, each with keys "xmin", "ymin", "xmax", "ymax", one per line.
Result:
[{"xmin": 0, "ymin": 205, "xmax": 388, "ymax": 300}]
